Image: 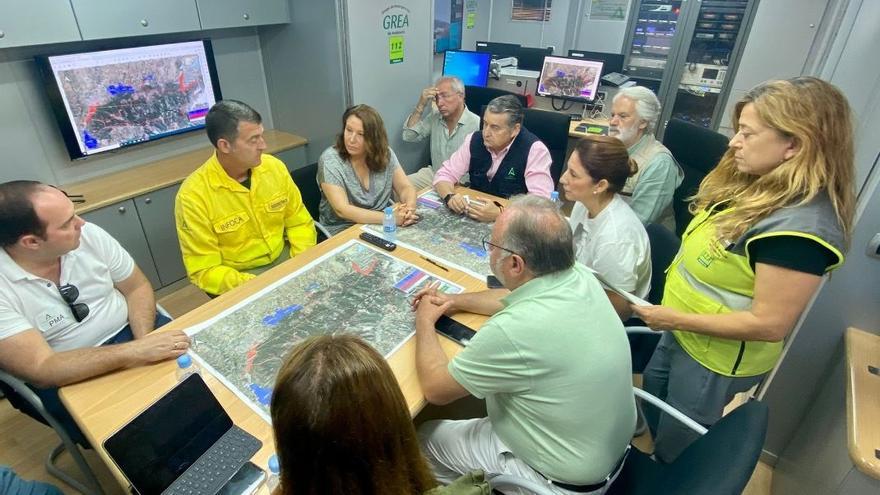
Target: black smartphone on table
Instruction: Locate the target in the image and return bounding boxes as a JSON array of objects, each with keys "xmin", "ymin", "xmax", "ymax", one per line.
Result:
[{"xmin": 435, "ymin": 314, "xmax": 477, "ymax": 346}]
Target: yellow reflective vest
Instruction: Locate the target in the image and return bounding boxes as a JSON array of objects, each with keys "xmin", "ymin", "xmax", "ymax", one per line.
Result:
[
  {"xmin": 664, "ymin": 194, "xmax": 845, "ymax": 377},
  {"xmin": 175, "ymin": 153, "xmax": 316, "ymax": 295}
]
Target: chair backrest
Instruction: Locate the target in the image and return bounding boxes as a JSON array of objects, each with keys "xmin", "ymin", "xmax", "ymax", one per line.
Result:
[
  {"xmin": 290, "ymin": 162, "xmax": 321, "ymax": 221},
  {"xmin": 644, "ymin": 223, "xmax": 681, "ymax": 305},
  {"xmin": 522, "ymin": 108, "xmax": 570, "ymax": 186},
  {"xmin": 608, "ymin": 400, "xmax": 768, "ymax": 495},
  {"xmin": 464, "ymin": 85, "xmax": 527, "ymax": 120},
  {"xmin": 662, "ymin": 119, "xmax": 728, "ymax": 237}
]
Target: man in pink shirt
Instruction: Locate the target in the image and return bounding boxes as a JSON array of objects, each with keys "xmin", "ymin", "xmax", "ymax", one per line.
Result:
[{"xmin": 433, "ymin": 95, "xmax": 554, "ymax": 222}]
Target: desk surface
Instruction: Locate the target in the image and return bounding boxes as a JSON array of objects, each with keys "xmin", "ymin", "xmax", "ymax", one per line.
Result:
[
  {"xmin": 845, "ymin": 327, "xmax": 880, "ymax": 480},
  {"xmin": 59, "ymin": 191, "xmax": 495, "ymax": 490}
]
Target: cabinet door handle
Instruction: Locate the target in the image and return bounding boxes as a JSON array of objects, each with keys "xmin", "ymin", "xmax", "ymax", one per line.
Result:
[
  {"xmin": 243, "ymin": 13, "xmax": 250, "ymax": 20},
  {"xmin": 118, "ymin": 206, "xmax": 126, "ymax": 214},
  {"xmin": 0, "ymin": 30, "xmax": 6, "ymax": 39},
  {"xmin": 140, "ymin": 19, "xmax": 149, "ymax": 27},
  {"xmin": 144, "ymin": 198, "xmax": 152, "ymax": 204}
]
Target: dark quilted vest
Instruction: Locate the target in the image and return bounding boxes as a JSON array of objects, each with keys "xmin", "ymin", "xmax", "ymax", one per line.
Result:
[{"xmin": 468, "ymin": 127, "xmax": 538, "ymax": 198}]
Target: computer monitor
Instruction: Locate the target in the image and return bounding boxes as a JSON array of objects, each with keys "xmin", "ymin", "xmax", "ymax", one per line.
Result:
[
  {"xmin": 516, "ymin": 46, "xmax": 554, "ymax": 71},
  {"xmin": 35, "ymin": 39, "xmax": 222, "ymax": 160},
  {"xmin": 474, "ymin": 41, "xmax": 521, "ymax": 60},
  {"xmin": 536, "ymin": 56, "xmax": 604, "ymax": 102},
  {"xmin": 568, "ymin": 49, "xmax": 625, "ymax": 77},
  {"xmin": 442, "ymin": 50, "xmax": 492, "ymax": 87}
]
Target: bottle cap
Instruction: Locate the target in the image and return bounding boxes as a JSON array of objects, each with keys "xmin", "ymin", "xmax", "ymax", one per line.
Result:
[
  {"xmin": 268, "ymin": 454, "xmax": 280, "ymax": 474},
  {"xmin": 384, "ymin": 206, "xmax": 393, "ymax": 214},
  {"xmin": 550, "ymin": 191, "xmax": 559, "ymax": 201},
  {"xmin": 176, "ymin": 354, "xmax": 192, "ymax": 369}
]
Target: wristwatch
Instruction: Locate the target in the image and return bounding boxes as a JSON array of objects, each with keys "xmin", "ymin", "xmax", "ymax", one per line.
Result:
[{"xmin": 442, "ymin": 193, "xmax": 456, "ymax": 206}]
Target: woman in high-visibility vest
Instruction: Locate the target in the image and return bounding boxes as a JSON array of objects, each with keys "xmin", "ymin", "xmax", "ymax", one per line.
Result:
[{"xmin": 632, "ymin": 77, "xmax": 855, "ymax": 463}]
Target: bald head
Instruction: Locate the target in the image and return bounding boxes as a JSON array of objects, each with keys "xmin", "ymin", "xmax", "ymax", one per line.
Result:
[
  {"xmin": 498, "ymin": 195, "xmax": 574, "ymax": 276},
  {"xmin": 0, "ymin": 180, "xmax": 53, "ymax": 246}
]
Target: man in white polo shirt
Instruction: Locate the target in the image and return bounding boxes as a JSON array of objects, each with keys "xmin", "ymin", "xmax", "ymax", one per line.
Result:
[{"xmin": 0, "ymin": 181, "xmax": 191, "ymax": 444}]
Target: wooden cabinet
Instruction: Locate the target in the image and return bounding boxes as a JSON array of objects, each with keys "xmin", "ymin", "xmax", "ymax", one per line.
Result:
[
  {"xmin": 196, "ymin": 0, "xmax": 290, "ymax": 30},
  {"xmin": 71, "ymin": 0, "xmax": 201, "ymax": 40},
  {"xmin": 0, "ymin": 0, "xmax": 81, "ymax": 48}
]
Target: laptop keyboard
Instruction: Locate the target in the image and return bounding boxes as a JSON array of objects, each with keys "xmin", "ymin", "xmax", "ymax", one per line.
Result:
[{"xmin": 162, "ymin": 425, "xmax": 262, "ymax": 495}]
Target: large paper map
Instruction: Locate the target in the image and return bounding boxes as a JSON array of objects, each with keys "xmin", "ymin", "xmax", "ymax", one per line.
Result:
[
  {"xmin": 364, "ymin": 191, "xmax": 493, "ymax": 279},
  {"xmin": 185, "ymin": 240, "xmax": 463, "ymax": 421}
]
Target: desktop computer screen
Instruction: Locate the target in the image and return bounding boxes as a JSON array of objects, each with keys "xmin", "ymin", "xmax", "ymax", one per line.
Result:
[
  {"xmin": 474, "ymin": 41, "xmax": 521, "ymax": 60},
  {"xmin": 536, "ymin": 56, "xmax": 604, "ymax": 102},
  {"xmin": 516, "ymin": 46, "xmax": 554, "ymax": 71},
  {"xmin": 442, "ymin": 50, "xmax": 492, "ymax": 87},
  {"xmin": 568, "ymin": 50, "xmax": 625, "ymax": 77}
]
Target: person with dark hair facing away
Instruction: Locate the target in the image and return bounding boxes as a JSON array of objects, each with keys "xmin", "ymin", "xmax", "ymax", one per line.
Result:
[
  {"xmin": 413, "ymin": 196, "xmax": 635, "ymax": 494},
  {"xmin": 175, "ymin": 100, "xmax": 316, "ymax": 296},
  {"xmin": 271, "ymin": 334, "xmax": 490, "ymax": 495},
  {"xmin": 560, "ymin": 135, "xmax": 651, "ymax": 320},
  {"xmin": 433, "ymin": 95, "xmax": 553, "ymax": 223},
  {"xmin": 633, "ymin": 77, "xmax": 856, "ymax": 462},
  {"xmin": 0, "ymin": 181, "xmax": 189, "ymax": 446}
]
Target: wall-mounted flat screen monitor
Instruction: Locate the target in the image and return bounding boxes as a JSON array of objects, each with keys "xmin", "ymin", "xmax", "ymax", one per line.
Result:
[
  {"xmin": 516, "ymin": 46, "xmax": 554, "ymax": 71},
  {"xmin": 442, "ymin": 50, "xmax": 492, "ymax": 87},
  {"xmin": 536, "ymin": 56, "xmax": 604, "ymax": 102},
  {"xmin": 474, "ymin": 41, "xmax": 521, "ymax": 60},
  {"xmin": 568, "ymin": 50, "xmax": 625, "ymax": 77},
  {"xmin": 35, "ymin": 39, "xmax": 222, "ymax": 160}
]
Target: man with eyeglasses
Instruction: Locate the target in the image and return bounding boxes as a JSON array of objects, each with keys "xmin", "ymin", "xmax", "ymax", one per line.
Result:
[
  {"xmin": 433, "ymin": 95, "xmax": 554, "ymax": 223},
  {"xmin": 412, "ymin": 196, "xmax": 636, "ymax": 494},
  {"xmin": 403, "ymin": 76, "xmax": 480, "ymax": 190},
  {"xmin": 0, "ymin": 180, "xmax": 190, "ymax": 445}
]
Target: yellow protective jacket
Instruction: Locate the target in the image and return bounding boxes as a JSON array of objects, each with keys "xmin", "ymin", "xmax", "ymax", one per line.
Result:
[
  {"xmin": 175, "ymin": 153, "xmax": 316, "ymax": 295},
  {"xmin": 664, "ymin": 193, "xmax": 845, "ymax": 377}
]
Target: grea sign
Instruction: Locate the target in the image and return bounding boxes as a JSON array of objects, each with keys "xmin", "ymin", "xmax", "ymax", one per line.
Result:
[{"xmin": 382, "ymin": 4, "xmax": 410, "ymax": 34}]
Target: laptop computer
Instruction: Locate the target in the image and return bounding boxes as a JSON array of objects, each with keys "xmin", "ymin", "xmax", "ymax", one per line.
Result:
[{"xmin": 104, "ymin": 373, "xmax": 263, "ymax": 495}]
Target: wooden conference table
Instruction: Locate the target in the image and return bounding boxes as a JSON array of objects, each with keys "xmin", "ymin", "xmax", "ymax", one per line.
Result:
[{"xmin": 59, "ymin": 187, "xmax": 499, "ymax": 490}]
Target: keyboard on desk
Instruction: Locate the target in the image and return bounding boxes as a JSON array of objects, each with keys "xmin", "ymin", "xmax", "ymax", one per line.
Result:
[
  {"xmin": 163, "ymin": 425, "xmax": 262, "ymax": 495},
  {"xmin": 575, "ymin": 123, "xmax": 609, "ymax": 136}
]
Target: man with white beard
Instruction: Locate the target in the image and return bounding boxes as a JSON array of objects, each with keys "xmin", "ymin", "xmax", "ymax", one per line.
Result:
[{"xmin": 609, "ymin": 87, "xmax": 683, "ymax": 228}]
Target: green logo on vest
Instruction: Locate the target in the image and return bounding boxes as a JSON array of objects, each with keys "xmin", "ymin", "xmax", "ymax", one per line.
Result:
[
  {"xmin": 697, "ymin": 249, "xmax": 714, "ymax": 268},
  {"xmin": 507, "ymin": 168, "xmax": 516, "ymax": 178}
]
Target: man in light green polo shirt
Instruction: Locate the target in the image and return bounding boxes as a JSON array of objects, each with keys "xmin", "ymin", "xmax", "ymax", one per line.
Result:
[
  {"xmin": 403, "ymin": 76, "xmax": 480, "ymax": 190},
  {"xmin": 413, "ymin": 195, "xmax": 636, "ymax": 494}
]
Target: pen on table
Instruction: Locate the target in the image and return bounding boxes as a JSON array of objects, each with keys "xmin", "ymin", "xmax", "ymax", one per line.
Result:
[{"xmin": 420, "ymin": 255, "xmax": 449, "ymax": 272}]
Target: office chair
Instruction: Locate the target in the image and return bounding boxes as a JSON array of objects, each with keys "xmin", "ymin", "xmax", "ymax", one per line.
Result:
[
  {"xmin": 661, "ymin": 119, "xmax": 729, "ymax": 237},
  {"xmin": 521, "ymin": 108, "xmax": 570, "ymax": 187},
  {"xmin": 0, "ymin": 305, "xmax": 173, "ymax": 495},
  {"xmin": 489, "ymin": 391, "xmax": 767, "ymax": 495},
  {"xmin": 464, "ymin": 85, "xmax": 527, "ymax": 119},
  {"xmin": 290, "ymin": 162, "xmax": 332, "ymax": 240},
  {"xmin": 0, "ymin": 370, "xmax": 105, "ymax": 495},
  {"xmin": 623, "ymin": 223, "xmax": 681, "ymax": 373}
]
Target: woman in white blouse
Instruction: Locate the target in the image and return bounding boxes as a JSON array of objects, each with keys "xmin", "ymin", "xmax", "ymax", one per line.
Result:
[{"xmin": 559, "ymin": 135, "xmax": 652, "ymax": 320}]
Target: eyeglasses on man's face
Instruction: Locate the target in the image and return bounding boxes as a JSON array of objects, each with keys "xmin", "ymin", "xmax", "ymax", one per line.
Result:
[
  {"xmin": 481, "ymin": 235, "xmax": 519, "ymax": 257},
  {"xmin": 58, "ymin": 284, "xmax": 90, "ymax": 323}
]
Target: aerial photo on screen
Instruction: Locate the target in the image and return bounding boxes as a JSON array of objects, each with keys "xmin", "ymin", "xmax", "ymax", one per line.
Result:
[
  {"xmin": 57, "ymin": 55, "xmax": 212, "ymax": 152},
  {"xmin": 538, "ymin": 62, "xmax": 600, "ymax": 99}
]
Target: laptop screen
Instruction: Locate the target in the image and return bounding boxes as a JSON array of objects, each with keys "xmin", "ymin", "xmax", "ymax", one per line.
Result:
[{"xmin": 104, "ymin": 373, "xmax": 234, "ymax": 495}]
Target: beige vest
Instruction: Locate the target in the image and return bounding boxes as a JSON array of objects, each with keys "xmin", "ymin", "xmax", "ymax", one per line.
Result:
[{"xmin": 621, "ymin": 134, "xmax": 679, "ymax": 230}]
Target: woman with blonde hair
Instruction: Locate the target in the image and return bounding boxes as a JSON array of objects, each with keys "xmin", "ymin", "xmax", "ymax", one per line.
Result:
[
  {"xmin": 318, "ymin": 104, "xmax": 419, "ymax": 235},
  {"xmin": 559, "ymin": 135, "xmax": 651, "ymax": 320},
  {"xmin": 633, "ymin": 77, "xmax": 855, "ymax": 462},
  {"xmin": 271, "ymin": 334, "xmax": 488, "ymax": 495}
]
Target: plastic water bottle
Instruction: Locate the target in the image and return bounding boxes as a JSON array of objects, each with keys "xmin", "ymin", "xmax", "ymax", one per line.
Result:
[
  {"xmin": 550, "ymin": 191, "xmax": 562, "ymax": 209},
  {"xmin": 382, "ymin": 206, "xmax": 397, "ymax": 241},
  {"xmin": 266, "ymin": 454, "xmax": 281, "ymax": 493},
  {"xmin": 176, "ymin": 354, "xmax": 200, "ymax": 382}
]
